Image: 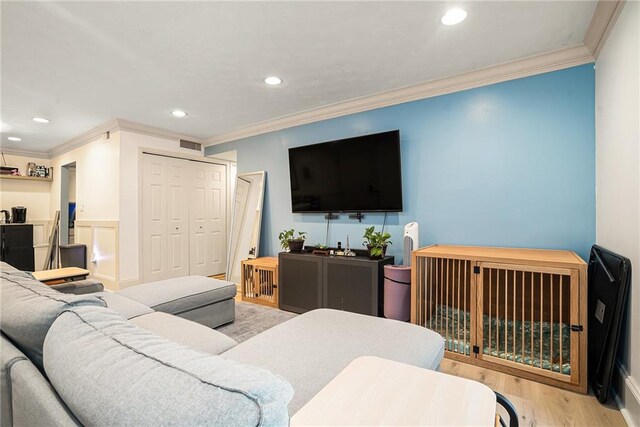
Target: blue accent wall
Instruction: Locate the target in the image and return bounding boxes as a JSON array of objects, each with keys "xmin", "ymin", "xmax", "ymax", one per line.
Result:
[{"xmin": 207, "ymin": 64, "xmax": 595, "ymax": 261}]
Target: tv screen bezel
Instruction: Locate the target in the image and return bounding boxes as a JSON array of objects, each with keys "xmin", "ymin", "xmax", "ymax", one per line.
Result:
[{"xmin": 288, "ymin": 130, "xmax": 403, "ymax": 214}]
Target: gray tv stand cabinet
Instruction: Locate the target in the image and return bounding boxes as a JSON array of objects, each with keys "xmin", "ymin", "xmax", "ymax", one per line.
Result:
[{"xmin": 278, "ymin": 252, "xmax": 394, "ymax": 316}]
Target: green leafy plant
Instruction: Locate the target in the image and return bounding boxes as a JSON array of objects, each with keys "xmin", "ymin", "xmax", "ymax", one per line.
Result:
[
  {"xmin": 278, "ymin": 229, "xmax": 308, "ymax": 250},
  {"xmin": 362, "ymin": 226, "xmax": 392, "ymax": 258},
  {"xmin": 314, "ymin": 244, "xmax": 328, "ymax": 250}
]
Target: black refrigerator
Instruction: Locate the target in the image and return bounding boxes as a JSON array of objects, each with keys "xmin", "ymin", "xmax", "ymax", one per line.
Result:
[{"xmin": 1, "ymin": 224, "xmax": 35, "ymax": 271}]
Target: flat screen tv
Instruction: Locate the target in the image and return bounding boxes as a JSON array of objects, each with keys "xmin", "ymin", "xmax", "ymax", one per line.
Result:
[{"xmin": 288, "ymin": 130, "xmax": 403, "ymax": 213}]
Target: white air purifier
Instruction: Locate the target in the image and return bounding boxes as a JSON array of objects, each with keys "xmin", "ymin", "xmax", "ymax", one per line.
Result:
[{"xmin": 403, "ymin": 222, "xmax": 419, "ymax": 266}]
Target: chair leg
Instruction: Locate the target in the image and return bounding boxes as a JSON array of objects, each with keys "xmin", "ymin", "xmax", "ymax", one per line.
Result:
[{"xmin": 495, "ymin": 391, "xmax": 519, "ymax": 427}]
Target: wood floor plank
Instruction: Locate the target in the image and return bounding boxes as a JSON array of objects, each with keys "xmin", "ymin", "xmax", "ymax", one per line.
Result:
[{"xmin": 439, "ymin": 359, "xmax": 625, "ymax": 426}]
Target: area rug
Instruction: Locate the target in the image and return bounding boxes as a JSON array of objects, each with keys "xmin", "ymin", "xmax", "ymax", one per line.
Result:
[{"xmin": 216, "ymin": 301, "xmax": 297, "ymax": 343}]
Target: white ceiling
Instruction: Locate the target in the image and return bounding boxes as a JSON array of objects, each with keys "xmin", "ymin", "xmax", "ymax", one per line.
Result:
[{"xmin": 1, "ymin": 1, "xmax": 597, "ymax": 154}]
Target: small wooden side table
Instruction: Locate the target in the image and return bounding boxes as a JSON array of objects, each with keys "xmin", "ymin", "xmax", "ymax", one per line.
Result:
[
  {"xmin": 240, "ymin": 257, "xmax": 278, "ymax": 308},
  {"xmin": 291, "ymin": 356, "xmax": 497, "ymax": 426},
  {"xmin": 32, "ymin": 267, "xmax": 90, "ymax": 285}
]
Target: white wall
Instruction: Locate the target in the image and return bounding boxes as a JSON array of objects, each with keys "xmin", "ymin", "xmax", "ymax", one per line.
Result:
[
  {"xmin": 595, "ymin": 2, "xmax": 640, "ymax": 424},
  {"xmin": 50, "ymin": 132, "xmax": 121, "ymax": 288},
  {"xmin": 118, "ymin": 130, "xmax": 207, "ymax": 286},
  {"xmin": 0, "ymin": 154, "xmax": 52, "ymax": 221},
  {"xmin": 50, "ymin": 132, "xmax": 120, "ymax": 221},
  {"xmin": 208, "ymin": 150, "xmax": 237, "ymax": 162}
]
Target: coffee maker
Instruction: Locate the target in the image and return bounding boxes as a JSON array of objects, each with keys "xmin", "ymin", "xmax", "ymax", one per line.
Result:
[{"xmin": 11, "ymin": 207, "xmax": 27, "ymax": 223}]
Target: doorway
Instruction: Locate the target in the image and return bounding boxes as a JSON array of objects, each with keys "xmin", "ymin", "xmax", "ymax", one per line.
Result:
[{"xmin": 141, "ymin": 153, "xmax": 228, "ymax": 282}]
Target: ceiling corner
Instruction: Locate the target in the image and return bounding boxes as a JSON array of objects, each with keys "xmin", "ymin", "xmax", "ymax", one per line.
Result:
[
  {"xmin": 47, "ymin": 118, "xmax": 120, "ymax": 158},
  {"xmin": 203, "ymin": 44, "xmax": 595, "ymax": 147},
  {"xmin": 584, "ymin": 0, "xmax": 627, "ymax": 59}
]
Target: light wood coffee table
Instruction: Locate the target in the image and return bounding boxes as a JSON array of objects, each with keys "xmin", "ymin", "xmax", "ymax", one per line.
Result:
[
  {"xmin": 32, "ymin": 267, "xmax": 90, "ymax": 285},
  {"xmin": 291, "ymin": 356, "xmax": 497, "ymax": 426}
]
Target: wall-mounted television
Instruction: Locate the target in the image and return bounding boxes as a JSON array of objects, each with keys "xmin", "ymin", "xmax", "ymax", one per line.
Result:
[{"xmin": 288, "ymin": 130, "xmax": 403, "ymax": 213}]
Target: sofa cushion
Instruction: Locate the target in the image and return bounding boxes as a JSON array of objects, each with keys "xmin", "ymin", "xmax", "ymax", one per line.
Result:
[
  {"xmin": 50, "ymin": 279, "xmax": 104, "ymax": 295},
  {"xmin": 94, "ymin": 291, "xmax": 154, "ymax": 319},
  {"xmin": 0, "ymin": 273, "xmax": 105, "ymax": 372},
  {"xmin": 116, "ymin": 276, "xmax": 236, "ymax": 314},
  {"xmin": 43, "ymin": 306, "xmax": 293, "ymax": 426},
  {"xmin": 222, "ymin": 308, "xmax": 445, "ymax": 413},
  {"xmin": 130, "ymin": 312, "xmax": 237, "ymax": 355}
]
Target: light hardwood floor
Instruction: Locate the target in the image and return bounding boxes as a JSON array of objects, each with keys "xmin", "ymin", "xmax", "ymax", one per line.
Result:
[{"xmin": 440, "ymin": 359, "xmax": 626, "ymax": 426}]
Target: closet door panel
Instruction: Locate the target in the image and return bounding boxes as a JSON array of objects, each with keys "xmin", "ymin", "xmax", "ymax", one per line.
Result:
[
  {"xmin": 165, "ymin": 161, "xmax": 190, "ymax": 278},
  {"xmin": 208, "ymin": 165, "xmax": 226, "ymax": 274},
  {"xmin": 142, "ymin": 155, "xmax": 169, "ymax": 282}
]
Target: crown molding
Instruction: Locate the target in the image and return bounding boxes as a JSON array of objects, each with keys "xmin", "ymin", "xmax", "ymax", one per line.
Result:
[
  {"xmin": 42, "ymin": 3, "xmax": 611, "ymax": 153},
  {"xmin": 584, "ymin": 0, "xmax": 626, "ymax": 59},
  {"xmin": 47, "ymin": 119, "xmax": 120, "ymax": 157},
  {"xmin": 115, "ymin": 119, "xmax": 205, "ymax": 145},
  {"xmin": 205, "ymin": 44, "xmax": 594, "ymax": 146},
  {"xmin": 0, "ymin": 147, "xmax": 50, "ymax": 159},
  {"xmin": 47, "ymin": 118, "xmax": 204, "ymax": 158}
]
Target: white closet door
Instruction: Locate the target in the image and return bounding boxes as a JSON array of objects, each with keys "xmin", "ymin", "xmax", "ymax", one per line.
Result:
[
  {"xmin": 142, "ymin": 154, "xmax": 190, "ymax": 282},
  {"xmin": 190, "ymin": 162, "xmax": 227, "ymax": 276}
]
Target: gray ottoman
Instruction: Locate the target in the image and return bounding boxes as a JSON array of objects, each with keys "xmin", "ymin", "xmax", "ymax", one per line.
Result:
[
  {"xmin": 117, "ymin": 276, "xmax": 236, "ymax": 328},
  {"xmin": 221, "ymin": 308, "xmax": 445, "ymax": 413}
]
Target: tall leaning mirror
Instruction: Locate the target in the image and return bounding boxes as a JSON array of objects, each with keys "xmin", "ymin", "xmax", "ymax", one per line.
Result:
[{"xmin": 226, "ymin": 171, "xmax": 266, "ymax": 284}]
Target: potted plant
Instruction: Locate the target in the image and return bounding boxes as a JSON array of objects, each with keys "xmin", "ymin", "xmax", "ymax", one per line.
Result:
[
  {"xmin": 362, "ymin": 226, "xmax": 392, "ymax": 259},
  {"xmin": 279, "ymin": 229, "xmax": 307, "ymax": 252}
]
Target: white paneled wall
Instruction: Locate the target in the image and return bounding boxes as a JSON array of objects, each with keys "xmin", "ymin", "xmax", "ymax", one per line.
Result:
[
  {"xmin": 75, "ymin": 220, "xmax": 119, "ymax": 290},
  {"xmin": 31, "ymin": 220, "xmax": 53, "ymax": 270}
]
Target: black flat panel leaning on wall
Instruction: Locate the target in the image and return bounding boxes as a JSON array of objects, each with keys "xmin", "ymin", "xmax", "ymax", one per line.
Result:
[
  {"xmin": 587, "ymin": 244, "xmax": 631, "ymax": 404},
  {"xmin": 1, "ymin": 224, "xmax": 35, "ymax": 271},
  {"xmin": 279, "ymin": 252, "xmax": 394, "ymax": 316}
]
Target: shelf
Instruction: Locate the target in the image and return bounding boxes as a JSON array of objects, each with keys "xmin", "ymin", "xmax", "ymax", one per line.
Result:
[{"xmin": 0, "ymin": 174, "xmax": 53, "ymax": 182}]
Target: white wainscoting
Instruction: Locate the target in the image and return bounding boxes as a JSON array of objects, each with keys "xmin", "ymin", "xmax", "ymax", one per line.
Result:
[
  {"xmin": 615, "ymin": 363, "xmax": 640, "ymax": 427},
  {"xmin": 30, "ymin": 220, "xmax": 53, "ymax": 271},
  {"xmin": 74, "ymin": 220, "xmax": 119, "ymax": 291}
]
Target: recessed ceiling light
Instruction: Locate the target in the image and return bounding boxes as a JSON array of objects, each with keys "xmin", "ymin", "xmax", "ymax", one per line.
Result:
[
  {"xmin": 32, "ymin": 117, "xmax": 50, "ymax": 123},
  {"xmin": 171, "ymin": 110, "xmax": 187, "ymax": 118},
  {"xmin": 7, "ymin": 136, "xmax": 22, "ymax": 142},
  {"xmin": 264, "ymin": 76, "xmax": 283, "ymax": 86},
  {"xmin": 441, "ymin": 8, "xmax": 467, "ymax": 25}
]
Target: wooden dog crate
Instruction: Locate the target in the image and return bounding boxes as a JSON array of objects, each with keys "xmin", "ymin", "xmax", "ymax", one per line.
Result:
[
  {"xmin": 241, "ymin": 257, "xmax": 279, "ymax": 308},
  {"xmin": 411, "ymin": 245, "xmax": 587, "ymax": 393}
]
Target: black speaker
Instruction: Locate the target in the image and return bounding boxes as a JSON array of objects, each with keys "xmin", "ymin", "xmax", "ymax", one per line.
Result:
[{"xmin": 59, "ymin": 244, "xmax": 87, "ymax": 269}]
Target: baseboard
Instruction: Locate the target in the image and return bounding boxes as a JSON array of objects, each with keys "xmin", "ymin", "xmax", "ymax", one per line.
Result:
[{"xmin": 614, "ymin": 362, "xmax": 640, "ymax": 426}]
